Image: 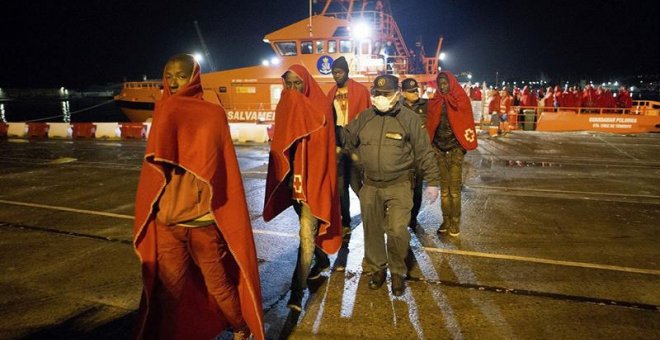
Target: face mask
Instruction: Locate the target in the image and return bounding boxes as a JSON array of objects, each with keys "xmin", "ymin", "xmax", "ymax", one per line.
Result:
[{"xmin": 371, "ymin": 92, "xmax": 400, "ymax": 112}]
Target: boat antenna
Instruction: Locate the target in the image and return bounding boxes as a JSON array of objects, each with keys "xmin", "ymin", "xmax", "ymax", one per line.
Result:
[
  {"xmin": 307, "ymin": 0, "xmax": 313, "ymax": 37},
  {"xmin": 193, "ymin": 20, "xmax": 217, "ymax": 71}
]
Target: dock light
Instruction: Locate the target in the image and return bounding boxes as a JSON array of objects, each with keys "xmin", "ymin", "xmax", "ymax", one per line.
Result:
[
  {"xmin": 263, "ymin": 38, "xmax": 270, "ymax": 43},
  {"xmin": 467, "ymin": 74, "xmax": 472, "ymax": 80},
  {"xmin": 261, "ymin": 59, "xmax": 270, "ymax": 66},
  {"xmin": 352, "ymin": 21, "xmax": 371, "ymax": 39},
  {"xmin": 60, "ymin": 87, "xmax": 65, "ymax": 93},
  {"xmin": 602, "ymin": 82, "xmax": 606, "ymax": 86},
  {"xmin": 270, "ymin": 57, "xmax": 281, "ymax": 65},
  {"xmin": 193, "ymin": 53, "xmax": 204, "ymax": 63},
  {"xmin": 439, "ymin": 52, "xmax": 446, "ymax": 61},
  {"xmin": 614, "ymin": 81, "xmax": 619, "ymax": 86}
]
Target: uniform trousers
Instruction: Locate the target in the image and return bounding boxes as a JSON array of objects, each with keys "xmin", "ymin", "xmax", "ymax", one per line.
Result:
[{"xmin": 360, "ymin": 180, "xmax": 413, "ymax": 276}]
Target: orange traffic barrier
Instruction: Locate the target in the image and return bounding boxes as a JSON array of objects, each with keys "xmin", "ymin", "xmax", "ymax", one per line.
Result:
[
  {"xmin": 27, "ymin": 122, "xmax": 49, "ymax": 138},
  {"xmin": 120, "ymin": 123, "xmax": 146, "ymax": 139},
  {"xmin": 0, "ymin": 123, "xmax": 7, "ymax": 138},
  {"xmin": 72, "ymin": 123, "xmax": 96, "ymax": 139}
]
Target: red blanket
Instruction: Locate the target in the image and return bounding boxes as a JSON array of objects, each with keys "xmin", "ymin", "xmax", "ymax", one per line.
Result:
[
  {"xmin": 426, "ymin": 71, "xmax": 478, "ymax": 151},
  {"xmin": 263, "ymin": 64, "xmax": 342, "ymax": 254},
  {"xmin": 326, "ymin": 78, "xmax": 371, "ymax": 122},
  {"xmin": 133, "ymin": 61, "xmax": 264, "ymax": 340}
]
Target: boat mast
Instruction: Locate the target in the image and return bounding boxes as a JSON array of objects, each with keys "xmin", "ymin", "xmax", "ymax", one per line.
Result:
[{"xmin": 193, "ymin": 20, "xmax": 217, "ymax": 71}]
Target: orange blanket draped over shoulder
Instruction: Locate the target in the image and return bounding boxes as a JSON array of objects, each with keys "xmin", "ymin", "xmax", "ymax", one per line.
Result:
[
  {"xmin": 426, "ymin": 71, "xmax": 478, "ymax": 151},
  {"xmin": 133, "ymin": 62, "xmax": 264, "ymax": 340},
  {"xmin": 263, "ymin": 64, "xmax": 342, "ymax": 254},
  {"xmin": 326, "ymin": 78, "xmax": 371, "ymax": 122}
]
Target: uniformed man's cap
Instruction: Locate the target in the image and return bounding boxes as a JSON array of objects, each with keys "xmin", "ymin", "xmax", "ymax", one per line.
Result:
[
  {"xmin": 371, "ymin": 75, "xmax": 399, "ymax": 95},
  {"xmin": 401, "ymin": 78, "xmax": 419, "ymax": 92}
]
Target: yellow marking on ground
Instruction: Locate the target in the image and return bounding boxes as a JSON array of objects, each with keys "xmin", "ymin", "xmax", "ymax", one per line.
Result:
[
  {"xmin": 422, "ymin": 247, "xmax": 660, "ymax": 276},
  {"xmin": 0, "ymin": 199, "xmax": 133, "ymax": 219},
  {"xmin": 49, "ymin": 157, "xmax": 78, "ymax": 164},
  {"xmin": 468, "ymin": 184, "xmax": 660, "ymax": 199},
  {"xmin": 1, "ymin": 198, "xmax": 657, "ymax": 276}
]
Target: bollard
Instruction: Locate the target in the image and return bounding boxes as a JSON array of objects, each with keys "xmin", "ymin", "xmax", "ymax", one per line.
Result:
[
  {"xmin": 72, "ymin": 123, "xmax": 96, "ymax": 139},
  {"xmin": 120, "ymin": 122, "xmax": 146, "ymax": 139},
  {"xmin": 27, "ymin": 122, "xmax": 49, "ymax": 138}
]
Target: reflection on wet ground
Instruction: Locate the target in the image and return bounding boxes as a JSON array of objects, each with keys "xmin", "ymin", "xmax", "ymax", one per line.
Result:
[{"xmin": 0, "ymin": 132, "xmax": 659, "ymax": 339}]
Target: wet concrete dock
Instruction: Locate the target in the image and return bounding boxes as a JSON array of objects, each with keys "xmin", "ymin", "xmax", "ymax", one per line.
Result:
[{"xmin": 0, "ymin": 131, "xmax": 658, "ymax": 339}]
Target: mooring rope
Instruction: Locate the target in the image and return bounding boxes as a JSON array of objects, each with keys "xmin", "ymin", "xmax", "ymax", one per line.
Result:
[{"xmin": 25, "ymin": 99, "xmax": 116, "ymax": 122}]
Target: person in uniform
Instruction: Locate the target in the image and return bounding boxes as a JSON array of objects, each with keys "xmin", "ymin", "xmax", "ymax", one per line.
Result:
[
  {"xmin": 326, "ymin": 56, "xmax": 371, "ymax": 249},
  {"xmin": 263, "ymin": 64, "xmax": 342, "ymax": 312},
  {"xmin": 426, "ymin": 71, "xmax": 478, "ymax": 237},
  {"xmin": 400, "ymin": 78, "xmax": 428, "ymax": 231},
  {"xmin": 336, "ymin": 75, "xmax": 440, "ymax": 296},
  {"xmin": 133, "ymin": 54, "xmax": 264, "ymax": 340}
]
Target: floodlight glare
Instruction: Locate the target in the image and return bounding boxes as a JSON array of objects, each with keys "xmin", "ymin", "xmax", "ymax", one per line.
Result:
[
  {"xmin": 353, "ymin": 22, "xmax": 371, "ymax": 39},
  {"xmin": 261, "ymin": 59, "xmax": 270, "ymax": 66},
  {"xmin": 193, "ymin": 53, "xmax": 204, "ymax": 63},
  {"xmin": 439, "ymin": 52, "xmax": 446, "ymax": 61},
  {"xmin": 270, "ymin": 57, "xmax": 281, "ymax": 65}
]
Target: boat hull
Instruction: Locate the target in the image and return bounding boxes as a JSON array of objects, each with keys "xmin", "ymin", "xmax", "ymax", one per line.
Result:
[{"xmin": 536, "ymin": 110, "xmax": 660, "ymax": 133}]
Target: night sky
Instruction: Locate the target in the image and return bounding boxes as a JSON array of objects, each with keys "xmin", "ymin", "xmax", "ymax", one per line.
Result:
[{"xmin": 2, "ymin": 0, "xmax": 659, "ymax": 88}]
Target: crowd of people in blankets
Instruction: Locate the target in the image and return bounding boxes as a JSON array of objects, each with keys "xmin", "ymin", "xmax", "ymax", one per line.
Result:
[{"xmin": 467, "ymin": 84, "xmax": 634, "ymax": 113}]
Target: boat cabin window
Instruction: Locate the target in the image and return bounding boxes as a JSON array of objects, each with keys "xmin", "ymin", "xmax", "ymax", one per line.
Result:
[
  {"xmin": 315, "ymin": 41, "xmax": 324, "ymax": 54},
  {"xmin": 301, "ymin": 41, "xmax": 313, "ymax": 54},
  {"xmin": 328, "ymin": 40, "xmax": 337, "ymax": 53},
  {"xmin": 340, "ymin": 40, "xmax": 353, "ymax": 53},
  {"xmin": 275, "ymin": 41, "xmax": 297, "ymax": 56}
]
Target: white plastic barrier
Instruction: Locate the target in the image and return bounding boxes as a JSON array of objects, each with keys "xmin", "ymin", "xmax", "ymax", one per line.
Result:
[
  {"xmin": 94, "ymin": 122, "xmax": 121, "ymax": 139},
  {"xmin": 48, "ymin": 123, "xmax": 72, "ymax": 138},
  {"xmin": 7, "ymin": 123, "xmax": 27, "ymax": 137},
  {"xmin": 231, "ymin": 123, "xmax": 269, "ymax": 143},
  {"xmin": 229, "ymin": 124, "xmax": 241, "ymax": 142},
  {"xmin": 144, "ymin": 122, "xmax": 152, "ymax": 139}
]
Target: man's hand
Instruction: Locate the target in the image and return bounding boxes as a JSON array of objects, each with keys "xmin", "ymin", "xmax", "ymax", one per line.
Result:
[{"xmin": 423, "ymin": 186, "xmax": 439, "ymax": 203}]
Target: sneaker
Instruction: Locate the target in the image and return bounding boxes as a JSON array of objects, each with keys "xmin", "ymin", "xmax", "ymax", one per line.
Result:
[
  {"xmin": 391, "ymin": 274, "xmax": 406, "ymax": 296},
  {"xmin": 448, "ymin": 223, "xmax": 460, "ymax": 237},
  {"xmin": 368, "ymin": 269, "xmax": 386, "ymax": 290},
  {"xmin": 286, "ymin": 290, "xmax": 303, "ymax": 312},
  {"xmin": 437, "ymin": 220, "xmax": 449, "ymax": 234},
  {"xmin": 308, "ymin": 258, "xmax": 330, "ymax": 280}
]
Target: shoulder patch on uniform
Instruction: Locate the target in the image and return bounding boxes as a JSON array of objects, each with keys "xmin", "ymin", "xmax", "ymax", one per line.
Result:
[{"xmin": 385, "ymin": 132, "xmax": 403, "ymax": 140}]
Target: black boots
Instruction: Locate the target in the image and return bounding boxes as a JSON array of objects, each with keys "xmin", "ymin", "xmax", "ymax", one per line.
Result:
[
  {"xmin": 391, "ymin": 274, "xmax": 406, "ymax": 296},
  {"xmin": 368, "ymin": 269, "xmax": 386, "ymax": 290}
]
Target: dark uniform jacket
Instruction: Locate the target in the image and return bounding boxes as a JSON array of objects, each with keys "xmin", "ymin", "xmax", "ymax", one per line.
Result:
[
  {"xmin": 402, "ymin": 98, "xmax": 428, "ymax": 124},
  {"xmin": 338, "ymin": 102, "xmax": 440, "ymax": 186}
]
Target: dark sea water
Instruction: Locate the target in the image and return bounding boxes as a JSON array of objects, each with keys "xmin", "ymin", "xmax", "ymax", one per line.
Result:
[{"xmin": 0, "ymin": 98, "xmax": 128, "ymax": 123}]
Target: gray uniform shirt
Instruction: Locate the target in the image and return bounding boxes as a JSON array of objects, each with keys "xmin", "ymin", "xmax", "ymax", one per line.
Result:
[{"xmin": 338, "ymin": 102, "xmax": 440, "ymax": 186}]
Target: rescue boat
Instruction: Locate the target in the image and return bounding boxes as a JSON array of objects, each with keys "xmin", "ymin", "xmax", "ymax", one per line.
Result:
[{"xmin": 113, "ymin": 0, "xmax": 442, "ymax": 125}]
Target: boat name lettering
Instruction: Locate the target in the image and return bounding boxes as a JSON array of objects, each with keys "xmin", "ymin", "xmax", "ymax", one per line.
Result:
[
  {"xmin": 231, "ymin": 79, "xmax": 258, "ymax": 83},
  {"xmin": 227, "ymin": 110, "xmax": 275, "ymax": 122},
  {"xmin": 588, "ymin": 117, "xmax": 637, "ymax": 123}
]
